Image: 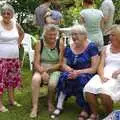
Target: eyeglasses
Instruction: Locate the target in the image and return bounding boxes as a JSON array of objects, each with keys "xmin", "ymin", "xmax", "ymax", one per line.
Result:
[
  {"xmin": 46, "ymin": 33, "xmax": 57, "ymax": 36},
  {"xmin": 71, "ymin": 33, "xmax": 80, "ymax": 36},
  {"xmin": 2, "ymin": 12, "xmax": 11, "ymax": 16},
  {"xmin": 71, "ymin": 32, "xmax": 85, "ymax": 36}
]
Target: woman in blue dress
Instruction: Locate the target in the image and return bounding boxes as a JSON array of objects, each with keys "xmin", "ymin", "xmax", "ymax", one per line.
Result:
[{"xmin": 50, "ymin": 24, "xmax": 99, "ymax": 120}]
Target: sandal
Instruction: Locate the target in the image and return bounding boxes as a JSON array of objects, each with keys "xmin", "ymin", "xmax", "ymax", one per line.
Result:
[
  {"xmin": 87, "ymin": 114, "xmax": 99, "ymax": 120},
  {"xmin": 30, "ymin": 111, "xmax": 37, "ymax": 118},
  {"xmin": 50, "ymin": 108, "xmax": 62, "ymax": 119},
  {"xmin": 9, "ymin": 101, "xmax": 22, "ymax": 107},
  {"xmin": 78, "ymin": 111, "xmax": 89, "ymax": 120},
  {"xmin": 30, "ymin": 107, "xmax": 37, "ymax": 118},
  {"xmin": 0, "ymin": 106, "xmax": 9, "ymax": 112}
]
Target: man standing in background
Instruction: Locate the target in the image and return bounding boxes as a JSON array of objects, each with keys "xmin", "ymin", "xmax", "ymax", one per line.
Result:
[
  {"xmin": 100, "ymin": 0, "xmax": 115, "ymax": 45},
  {"xmin": 33, "ymin": 0, "xmax": 51, "ymax": 37},
  {"xmin": 34, "ymin": 0, "xmax": 51, "ymax": 27},
  {"xmin": 34, "ymin": 0, "xmax": 59, "ymax": 36}
]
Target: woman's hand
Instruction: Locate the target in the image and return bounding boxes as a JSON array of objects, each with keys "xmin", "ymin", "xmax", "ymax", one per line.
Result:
[
  {"xmin": 66, "ymin": 68, "xmax": 73, "ymax": 72},
  {"xmin": 100, "ymin": 76, "xmax": 109, "ymax": 83},
  {"xmin": 42, "ymin": 72, "xmax": 49, "ymax": 84},
  {"xmin": 46, "ymin": 67, "xmax": 53, "ymax": 74},
  {"xmin": 68, "ymin": 70, "xmax": 79, "ymax": 80},
  {"xmin": 38, "ymin": 66, "xmax": 46, "ymax": 73},
  {"xmin": 18, "ymin": 43, "xmax": 22, "ymax": 48},
  {"xmin": 62, "ymin": 64, "xmax": 73, "ymax": 72},
  {"xmin": 112, "ymin": 70, "xmax": 120, "ymax": 79}
]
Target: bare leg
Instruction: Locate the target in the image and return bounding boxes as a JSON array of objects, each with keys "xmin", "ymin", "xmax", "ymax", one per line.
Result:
[
  {"xmin": 30, "ymin": 72, "xmax": 41, "ymax": 118},
  {"xmin": 8, "ymin": 87, "xmax": 14, "ymax": 104},
  {"xmin": 48, "ymin": 71, "xmax": 60, "ymax": 112},
  {"xmin": 0, "ymin": 95, "xmax": 3, "ymax": 108},
  {"xmin": 0, "ymin": 94, "xmax": 8, "ymax": 112},
  {"xmin": 85, "ymin": 92, "xmax": 98, "ymax": 115},
  {"xmin": 99, "ymin": 93, "xmax": 113, "ymax": 113},
  {"xmin": 8, "ymin": 87, "xmax": 21, "ymax": 107},
  {"xmin": 48, "ymin": 83, "xmax": 56, "ymax": 112}
]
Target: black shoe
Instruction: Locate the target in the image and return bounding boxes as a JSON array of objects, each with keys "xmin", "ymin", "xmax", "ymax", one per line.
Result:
[{"xmin": 50, "ymin": 108, "xmax": 62, "ymax": 119}]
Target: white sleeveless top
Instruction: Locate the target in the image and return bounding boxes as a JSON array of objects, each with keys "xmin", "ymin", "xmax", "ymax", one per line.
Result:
[
  {"xmin": 0, "ymin": 21, "xmax": 19, "ymax": 58},
  {"xmin": 104, "ymin": 44, "xmax": 120, "ymax": 78}
]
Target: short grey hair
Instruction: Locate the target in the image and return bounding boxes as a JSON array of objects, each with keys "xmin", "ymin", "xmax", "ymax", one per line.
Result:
[
  {"xmin": 71, "ymin": 24, "xmax": 87, "ymax": 36},
  {"xmin": 1, "ymin": 4, "xmax": 15, "ymax": 15},
  {"xmin": 42, "ymin": 24, "xmax": 59, "ymax": 38}
]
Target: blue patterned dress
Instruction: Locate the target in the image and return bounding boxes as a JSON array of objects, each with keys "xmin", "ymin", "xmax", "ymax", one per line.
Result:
[
  {"xmin": 103, "ymin": 110, "xmax": 120, "ymax": 120},
  {"xmin": 57, "ymin": 42, "xmax": 99, "ymax": 111}
]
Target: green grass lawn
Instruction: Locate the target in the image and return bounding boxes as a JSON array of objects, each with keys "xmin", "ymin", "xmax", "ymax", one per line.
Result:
[{"xmin": 1, "ymin": 57, "xmax": 120, "ymax": 120}]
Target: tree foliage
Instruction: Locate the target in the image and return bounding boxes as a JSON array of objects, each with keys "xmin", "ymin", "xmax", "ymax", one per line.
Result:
[
  {"xmin": 8, "ymin": 0, "xmax": 40, "ymax": 24},
  {"xmin": 62, "ymin": 0, "xmax": 82, "ymax": 27},
  {"xmin": 113, "ymin": 0, "xmax": 120, "ymax": 24},
  {"xmin": 4, "ymin": 0, "xmax": 120, "ymax": 33}
]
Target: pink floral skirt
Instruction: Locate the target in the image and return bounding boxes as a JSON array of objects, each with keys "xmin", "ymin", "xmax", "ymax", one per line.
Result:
[{"xmin": 0, "ymin": 58, "xmax": 21, "ymax": 95}]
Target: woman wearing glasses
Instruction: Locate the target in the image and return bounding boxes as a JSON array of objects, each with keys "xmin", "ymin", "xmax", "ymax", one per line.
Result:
[
  {"xmin": 84, "ymin": 25, "xmax": 120, "ymax": 119},
  {"xmin": 0, "ymin": 4, "xmax": 24, "ymax": 112},
  {"xmin": 51, "ymin": 24, "xmax": 99, "ymax": 120}
]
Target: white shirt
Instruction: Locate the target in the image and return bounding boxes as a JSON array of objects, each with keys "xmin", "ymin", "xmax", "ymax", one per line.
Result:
[{"xmin": 0, "ymin": 21, "xmax": 19, "ymax": 58}]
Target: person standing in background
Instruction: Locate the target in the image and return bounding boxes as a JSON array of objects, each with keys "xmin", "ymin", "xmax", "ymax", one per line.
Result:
[
  {"xmin": 34, "ymin": 0, "xmax": 51, "ymax": 27},
  {"xmin": 44, "ymin": 2, "xmax": 63, "ymax": 25},
  {"xmin": 100, "ymin": 0, "xmax": 115, "ymax": 45},
  {"xmin": 34, "ymin": 0, "xmax": 59, "ymax": 36},
  {"xmin": 80, "ymin": 0, "xmax": 104, "ymax": 51}
]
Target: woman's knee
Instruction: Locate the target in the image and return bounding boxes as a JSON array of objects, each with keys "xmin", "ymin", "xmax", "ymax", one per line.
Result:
[
  {"xmin": 99, "ymin": 93, "xmax": 112, "ymax": 103},
  {"xmin": 85, "ymin": 92, "xmax": 97, "ymax": 102},
  {"xmin": 32, "ymin": 72, "xmax": 42, "ymax": 86},
  {"xmin": 85, "ymin": 92, "xmax": 95, "ymax": 97},
  {"xmin": 48, "ymin": 82, "xmax": 56, "ymax": 91}
]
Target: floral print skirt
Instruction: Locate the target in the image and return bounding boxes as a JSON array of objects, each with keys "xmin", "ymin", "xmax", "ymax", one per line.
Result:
[{"xmin": 0, "ymin": 58, "xmax": 21, "ymax": 95}]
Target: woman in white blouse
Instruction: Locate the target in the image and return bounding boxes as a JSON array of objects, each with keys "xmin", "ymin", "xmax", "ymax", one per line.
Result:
[
  {"xmin": 0, "ymin": 4, "xmax": 24, "ymax": 112},
  {"xmin": 84, "ymin": 25, "xmax": 120, "ymax": 119}
]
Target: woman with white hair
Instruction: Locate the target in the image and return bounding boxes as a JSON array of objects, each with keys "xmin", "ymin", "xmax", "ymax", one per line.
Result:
[
  {"xmin": 51, "ymin": 24, "xmax": 99, "ymax": 120},
  {"xmin": 30, "ymin": 24, "xmax": 64, "ymax": 118},
  {"xmin": 84, "ymin": 25, "xmax": 120, "ymax": 119},
  {"xmin": 0, "ymin": 4, "xmax": 24, "ymax": 112}
]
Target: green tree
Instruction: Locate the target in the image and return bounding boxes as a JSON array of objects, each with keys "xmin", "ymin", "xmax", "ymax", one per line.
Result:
[
  {"xmin": 8, "ymin": 0, "xmax": 39, "ymax": 24},
  {"xmin": 114, "ymin": 0, "xmax": 120, "ymax": 24},
  {"xmin": 5, "ymin": 0, "xmax": 120, "ymax": 33}
]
